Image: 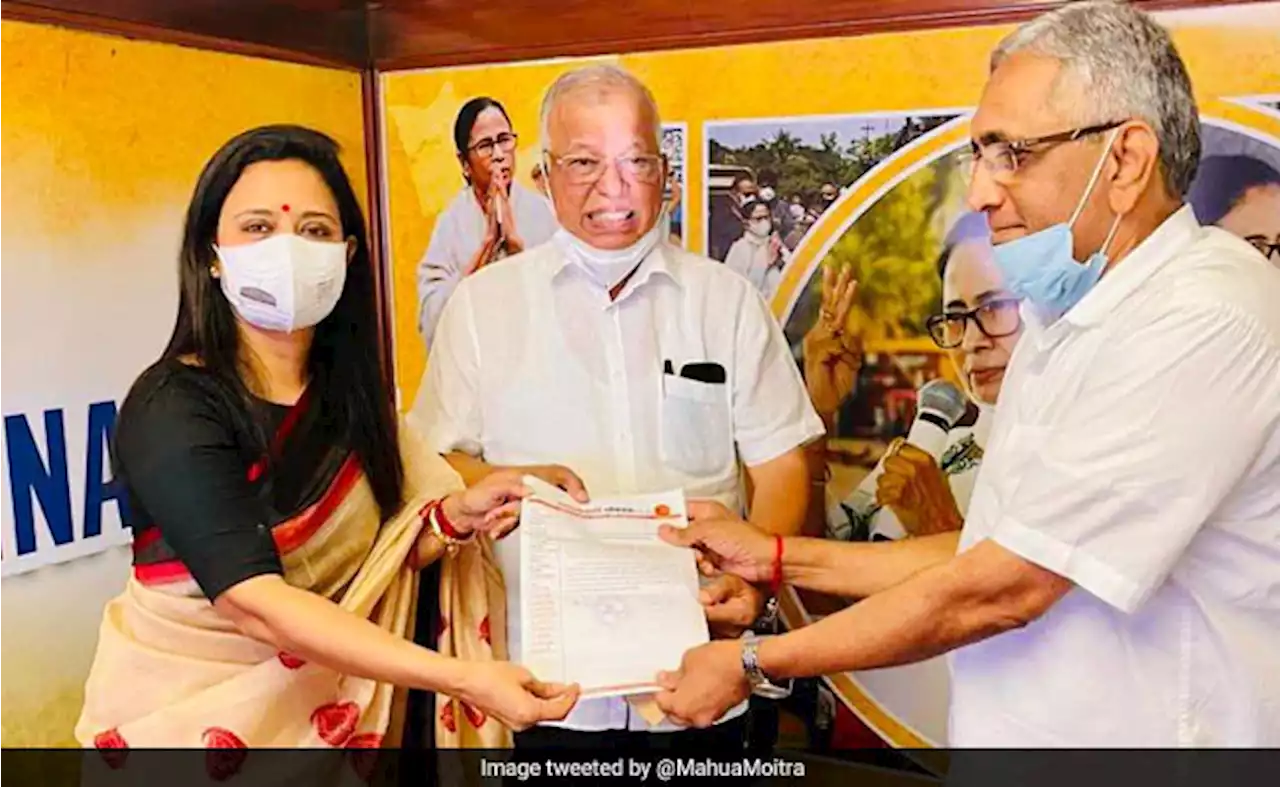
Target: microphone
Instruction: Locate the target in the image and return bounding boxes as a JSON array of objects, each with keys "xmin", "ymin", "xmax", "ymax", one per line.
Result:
[
  {"xmin": 900, "ymin": 378, "xmax": 970, "ymax": 458},
  {"xmin": 827, "ymin": 379, "xmax": 969, "ymax": 542}
]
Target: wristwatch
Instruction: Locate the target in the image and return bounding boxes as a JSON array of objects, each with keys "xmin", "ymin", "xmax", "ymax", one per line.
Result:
[{"xmin": 740, "ymin": 631, "xmax": 792, "ymax": 700}]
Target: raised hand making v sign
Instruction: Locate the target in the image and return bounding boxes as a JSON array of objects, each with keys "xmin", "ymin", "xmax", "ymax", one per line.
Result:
[{"xmin": 802, "ymin": 264, "xmax": 862, "ymax": 426}]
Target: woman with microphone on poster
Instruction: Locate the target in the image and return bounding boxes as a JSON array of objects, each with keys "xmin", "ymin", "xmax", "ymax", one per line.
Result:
[{"xmin": 807, "ymin": 211, "xmax": 1014, "ymax": 547}]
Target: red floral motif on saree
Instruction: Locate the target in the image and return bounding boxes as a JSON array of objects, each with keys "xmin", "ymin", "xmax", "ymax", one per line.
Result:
[
  {"xmin": 202, "ymin": 727, "xmax": 247, "ymax": 781},
  {"xmin": 346, "ymin": 733, "xmax": 384, "ymax": 783},
  {"xmin": 277, "ymin": 651, "xmax": 306, "ymax": 669},
  {"xmin": 311, "ymin": 701, "xmax": 360, "ymax": 746},
  {"xmin": 462, "ymin": 702, "xmax": 488, "ymax": 729},
  {"xmin": 93, "ymin": 728, "xmax": 129, "ymax": 769}
]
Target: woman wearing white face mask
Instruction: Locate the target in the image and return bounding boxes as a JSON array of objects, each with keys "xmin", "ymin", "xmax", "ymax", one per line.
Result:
[
  {"xmin": 723, "ymin": 198, "xmax": 788, "ymax": 300},
  {"xmin": 75, "ymin": 126, "xmax": 579, "ymax": 756}
]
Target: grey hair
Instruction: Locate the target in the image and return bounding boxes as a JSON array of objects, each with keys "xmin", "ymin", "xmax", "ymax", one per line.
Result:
[
  {"xmin": 538, "ymin": 63, "xmax": 663, "ymax": 152},
  {"xmin": 992, "ymin": 0, "xmax": 1200, "ymax": 198}
]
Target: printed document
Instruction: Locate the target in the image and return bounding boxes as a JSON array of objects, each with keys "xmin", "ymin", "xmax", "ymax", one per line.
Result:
[{"xmin": 518, "ymin": 476, "xmax": 709, "ymax": 699}]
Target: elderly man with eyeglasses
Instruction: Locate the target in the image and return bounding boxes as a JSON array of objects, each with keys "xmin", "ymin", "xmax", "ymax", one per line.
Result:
[
  {"xmin": 411, "ymin": 64, "xmax": 824, "ymax": 753},
  {"xmin": 653, "ymin": 1, "xmax": 1280, "ymax": 748}
]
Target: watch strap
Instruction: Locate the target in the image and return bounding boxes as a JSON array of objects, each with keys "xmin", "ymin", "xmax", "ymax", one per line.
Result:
[{"xmin": 741, "ymin": 632, "xmax": 792, "ymax": 700}]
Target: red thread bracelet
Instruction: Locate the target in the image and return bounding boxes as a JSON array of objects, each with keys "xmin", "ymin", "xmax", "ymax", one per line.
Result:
[{"xmin": 771, "ymin": 534, "xmax": 784, "ymax": 597}]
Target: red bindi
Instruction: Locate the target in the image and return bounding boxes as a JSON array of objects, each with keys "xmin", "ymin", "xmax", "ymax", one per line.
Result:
[{"xmin": 281, "ymin": 204, "xmax": 290, "ymax": 212}]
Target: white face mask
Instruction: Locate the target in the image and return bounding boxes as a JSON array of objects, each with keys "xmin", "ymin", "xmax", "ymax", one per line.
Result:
[
  {"xmin": 214, "ymin": 233, "xmax": 348, "ymax": 332},
  {"xmin": 553, "ymin": 221, "xmax": 664, "ymax": 289},
  {"xmin": 543, "ymin": 166, "xmax": 665, "ymax": 289},
  {"xmin": 748, "ymin": 218, "xmax": 773, "ymax": 238}
]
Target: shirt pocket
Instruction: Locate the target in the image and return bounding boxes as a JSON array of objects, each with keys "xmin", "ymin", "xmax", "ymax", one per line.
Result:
[{"xmin": 660, "ymin": 374, "xmax": 733, "ymax": 477}]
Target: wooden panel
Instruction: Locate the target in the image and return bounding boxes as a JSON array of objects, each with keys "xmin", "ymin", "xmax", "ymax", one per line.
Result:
[
  {"xmin": 361, "ymin": 67, "xmax": 396, "ymax": 394},
  {"xmin": 5, "ymin": 0, "xmax": 1260, "ymax": 72},
  {"xmin": 369, "ymin": 0, "xmax": 1031, "ymax": 69},
  {"xmin": 1, "ymin": 0, "xmax": 368, "ymax": 68},
  {"xmin": 366, "ymin": 0, "xmax": 1246, "ymax": 71}
]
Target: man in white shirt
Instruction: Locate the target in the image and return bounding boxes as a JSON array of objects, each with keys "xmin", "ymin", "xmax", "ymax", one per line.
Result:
[
  {"xmin": 652, "ymin": 0, "xmax": 1280, "ymax": 747},
  {"xmin": 416, "ymin": 97, "xmax": 558, "ymax": 349},
  {"xmin": 411, "ymin": 65, "xmax": 824, "ymax": 749}
]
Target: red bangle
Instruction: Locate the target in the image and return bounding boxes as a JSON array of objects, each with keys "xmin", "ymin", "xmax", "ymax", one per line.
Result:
[
  {"xmin": 771, "ymin": 535, "xmax": 784, "ymax": 597},
  {"xmin": 433, "ymin": 498, "xmax": 467, "ymax": 540}
]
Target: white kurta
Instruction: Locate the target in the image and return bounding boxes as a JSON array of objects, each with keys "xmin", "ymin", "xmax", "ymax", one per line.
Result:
[{"xmin": 413, "ymin": 239, "xmax": 825, "ymax": 732}]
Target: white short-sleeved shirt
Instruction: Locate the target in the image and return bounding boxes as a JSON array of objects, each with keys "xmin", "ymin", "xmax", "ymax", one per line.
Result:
[
  {"xmin": 412, "ymin": 239, "xmax": 825, "ymax": 732},
  {"xmin": 415, "ymin": 183, "xmax": 557, "ymax": 349},
  {"xmin": 949, "ymin": 206, "xmax": 1280, "ymax": 747}
]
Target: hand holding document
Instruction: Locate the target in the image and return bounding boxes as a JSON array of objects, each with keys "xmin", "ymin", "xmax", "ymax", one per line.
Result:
[{"xmin": 518, "ymin": 476, "xmax": 709, "ymax": 700}]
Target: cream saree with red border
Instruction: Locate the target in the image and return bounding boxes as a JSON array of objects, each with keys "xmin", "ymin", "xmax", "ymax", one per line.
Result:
[{"xmin": 75, "ymin": 421, "xmax": 512, "ymax": 774}]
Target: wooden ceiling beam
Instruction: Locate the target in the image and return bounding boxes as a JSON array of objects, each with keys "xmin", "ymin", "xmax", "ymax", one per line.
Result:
[
  {"xmin": 366, "ymin": 0, "xmax": 1259, "ymax": 71},
  {"xmin": 1, "ymin": 0, "xmax": 368, "ymax": 69},
  {"xmin": 2, "ymin": 0, "xmax": 1266, "ymax": 72}
]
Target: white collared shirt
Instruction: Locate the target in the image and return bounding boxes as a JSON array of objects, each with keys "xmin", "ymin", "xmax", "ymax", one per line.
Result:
[
  {"xmin": 949, "ymin": 206, "xmax": 1280, "ymax": 747},
  {"xmin": 412, "ymin": 240, "xmax": 824, "ymax": 732},
  {"xmin": 415, "ymin": 183, "xmax": 557, "ymax": 349}
]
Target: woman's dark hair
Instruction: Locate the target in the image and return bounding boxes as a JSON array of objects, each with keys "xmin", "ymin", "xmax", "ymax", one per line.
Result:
[
  {"xmin": 159, "ymin": 124, "xmax": 403, "ymax": 519},
  {"xmin": 453, "ymin": 97, "xmax": 511, "ymax": 156},
  {"xmin": 1187, "ymin": 154, "xmax": 1280, "ymax": 225},
  {"xmin": 935, "ymin": 211, "xmax": 993, "ymax": 279},
  {"xmin": 740, "ymin": 198, "xmax": 769, "ymax": 219}
]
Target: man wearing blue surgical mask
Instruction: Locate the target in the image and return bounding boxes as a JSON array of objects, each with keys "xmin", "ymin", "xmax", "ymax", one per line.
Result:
[
  {"xmin": 967, "ymin": 73, "xmax": 1150, "ymax": 321},
  {"xmin": 651, "ymin": 1, "xmax": 1280, "ymax": 749},
  {"xmin": 411, "ymin": 63, "xmax": 823, "ymax": 754}
]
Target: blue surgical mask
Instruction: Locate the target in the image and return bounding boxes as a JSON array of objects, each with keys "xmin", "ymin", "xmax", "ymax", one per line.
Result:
[{"xmin": 991, "ymin": 128, "xmax": 1123, "ymax": 321}]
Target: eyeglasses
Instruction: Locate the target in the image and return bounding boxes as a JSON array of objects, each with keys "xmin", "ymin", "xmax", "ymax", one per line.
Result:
[
  {"xmin": 545, "ymin": 152, "xmax": 665, "ymax": 186},
  {"xmin": 926, "ymin": 297, "xmax": 1023, "ymax": 348},
  {"xmin": 468, "ymin": 132, "xmax": 518, "ymax": 159},
  {"xmin": 1245, "ymin": 235, "xmax": 1280, "ymax": 261},
  {"xmin": 959, "ymin": 120, "xmax": 1125, "ymax": 183}
]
